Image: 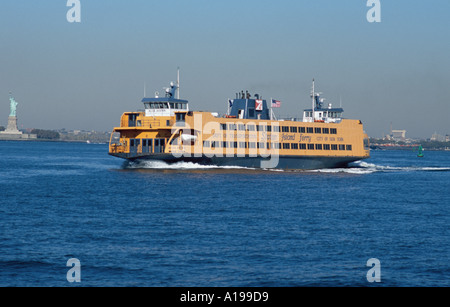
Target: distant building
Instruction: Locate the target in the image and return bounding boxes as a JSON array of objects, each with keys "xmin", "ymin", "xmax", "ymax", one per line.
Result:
[
  {"xmin": 446, "ymin": 135, "xmax": 450, "ymax": 142},
  {"xmin": 391, "ymin": 130, "xmax": 406, "ymax": 141},
  {"xmin": 431, "ymin": 132, "xmax": 445, "ymax": 142}
]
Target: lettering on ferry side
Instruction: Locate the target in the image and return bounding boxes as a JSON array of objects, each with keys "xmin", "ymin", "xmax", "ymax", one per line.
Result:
[
  {"xmin": 299, "ymin": 134, "xmax": 311, "ymax": 143},
  {"xmin": 281, "ymin": 133, "xmax": 296, "ymax": 142}
]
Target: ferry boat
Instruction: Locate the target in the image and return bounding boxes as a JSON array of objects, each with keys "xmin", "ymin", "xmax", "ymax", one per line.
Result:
[{"xmin": 108, "ymin": 74, "xmax": 370, "ymax": 169}]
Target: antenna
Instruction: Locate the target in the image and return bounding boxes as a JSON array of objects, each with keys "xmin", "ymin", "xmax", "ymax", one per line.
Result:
[
  {"xmin": 144, "ymin": 82, "xmax": 147, "ymax": 98},
  {"xmin": 177, "ymin": 67, "xmax": 180, "ymax": 99},
  {"xmin": 312, "ymin": 78, "xmax": 315, "ymax": 122}
]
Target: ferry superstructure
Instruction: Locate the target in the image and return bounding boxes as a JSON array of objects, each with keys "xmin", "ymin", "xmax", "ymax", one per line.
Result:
[{"xmin": 108, "ymin": 75, "xmax": 370, "ymax": 169}]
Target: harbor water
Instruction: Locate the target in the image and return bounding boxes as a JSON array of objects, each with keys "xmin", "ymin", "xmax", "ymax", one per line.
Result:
[{"xmin": 0, "ymin": 141, "xmax": 449, "ymax": 286}]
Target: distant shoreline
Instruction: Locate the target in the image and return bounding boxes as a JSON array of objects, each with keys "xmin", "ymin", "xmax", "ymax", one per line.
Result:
[{"xmin": 0, "ymin": 138, "xmax": 108, "ymax": 144}]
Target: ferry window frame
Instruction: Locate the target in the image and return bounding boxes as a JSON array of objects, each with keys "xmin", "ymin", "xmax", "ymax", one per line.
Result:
[
  {"xmin": 315, "ymin": 144, "xmax": 323, "ymax": 150},
  {"xmin": 323, "ymin": 144, "xmax": 331, "ymax": 150},
  {"xmin": 331, "ymin": 144, "xmax": 338, "ymax": 150},
  {"xmin": 315, "ymin": 128, "xmax": 322, "ymax": 134},
  {"xmin": 307, "ymin": 127, "xmax": 314, "ymax": 134},
  {"xmin": 272, "ymin": 126, "xmax": 280, "ymax": 132},
  {"xmin": 238, "ymin": 124, "xmax": 245, "ymax": 131},
  {"xmin": 267, "ymin": 126, "xmax": 272, "ymax": 132},
  {"xmin": 272, "ymin": 143, "xmax": 280, "ymax": 149},
  {"xmin": 247, "ymin": 125, "xmax": 256, "ymax": 132},
  {"xmin": 221, "ymin": 123, "xmax": 227, "ymax": 131},
  {"xmin": 291, "ymin": 143, "xmax": 299, "ymax": 150},
  {"xmin": 203, "ymin": 141, "xmax": 210, "ymax": 148},
  {"xmin": 307, "ymin": 144, "xmax": 315, "ymax": 150},
  {"xmin": 249, "ymin": 142, "xmax": 256, "ymax": 149},
  {"xmin": 322, "ymin": 128, "xmax": 329, "ymax": 134},
  {"xmin": 282, "ymin": 126, "xmax": 289, "ymax": 133},
  {"xmin": 290, "ymin": 127, "xmax": 298, "ymax": 133},
  {"xmin": 299, "ymin": 143, "xmax": 306, "ymax": 150},
  {"xmin": 339, "ymin": 144, "xmax": 346, "ymax": 151},
  {"xmin": 282, "ymin": 143, "xmax": 290, "ymax": 149},
  {"xmin": 239, "ymin": 142, "xmax": 247, "ymax": 149},
  {"xmin": 299, "ymin": 127, "xmax": 306, "ymax": 133},
  {"xmin": 330, "ymin": 128, "xmax": 337, "ymax": 134},
  {"xmin": 346, "ymin": 145, "xmax": 352, "ymax": 151},
  {"xmin": 248, "ymin": 108, "xmax": 255, "ymax": 118}
]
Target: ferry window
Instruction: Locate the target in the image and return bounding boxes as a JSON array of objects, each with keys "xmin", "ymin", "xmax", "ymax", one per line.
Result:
[
  {"xmin": 299, "ymin": 143, "xmax": 306, "ymax": 150},
  {"xmin": 137, "ymin": 120, "xmax": 142, "ymax": 127},
  {"xmin": 272, "ymin": 126, "xmax": 280, "ymax": 132},
  {"xmin": 203, "ymin": 141, "xmax": 210, "ymax": 148},
  {"xmin": 249, "ymin": 142, "xmax": 256, "ymax": 148},
  {"xmin": 307, "ymin": 144, "xmax": 315, "ymax": 150},
  {"xmin": 233, "ymin": 142, "xmax": 238, "ymax": 148},
  {"xmin": 283, "ymin": 143, "xmax": 290, "ymax": 149},
  {"xmin": 323, "ymin": 144, "xmax": 330, "ymax": 150},
  {"xmin": 291, "ymin": 143, "xmax": 299, "ymax": 150},
  {"xmin": 346, "ymin": 145, "xmax": 352, "ymax": 151},
  {"xmin": 238, "ymin": 124, "xmax": 245, "ymax": 131},
  {"xmin": 290, "ymin": 127, "xmax": 298, "ymax": 133},
  {"xmin": 272, "ymin": 143, "xmax": 280, "ymax": 149},
  {"xmin": 223, "ymin": 142, "xmax": 228, "ymax": 148},
  {"xmin": 267, "ymin": 126, "xmax": 272, "ymax": 132},
  {"xmin": 315, "ymin": 128, "xmax": 322, "ymax": 134},
  {"xmin": 258, "ymin": 142, "xmax": 265, "ymax": 149},
  {"xmin": 247, "ymin": 125, "xmax": 255, "ymax": 131},
  {"xmin": 322, "ymin": 128, "xmax": 329, "ymax": 134},
  {"xmin": 169, "ymin": 103, "xmax": 174, "ymax": 109},
  {"xmin": 229, "ymin": 124, "xmax": 236, "ymax": 130},
  {"xmin": 364, "ymin": 138, "xmax": 370, "ymax": 150},
  {"xmin": 221, "ymin": 123, "xmax": 227, "ymax": 130},
  {"xmin": 307, "ymin": 127, "xmax": 314, "ymax": 134},
  {"xmin": 282, "ymin": 126, "xmax": 289, "ymax": 132},
  {"xmin": 239, "ymin": 142, "xmax": 247, "ymax": 148},
  {"xmin": 248, "ymin": 108, "xmax": 255, "ymax": 118},
  {"xmin": 176, "ymin": 113, "xmax": 186, "ymax": 126},
  {"xmin": 330, "ymin": 128, "xmax": 337, "ymax": 134},
  {"xmin": 339, "ymin": 144, "xmax": 346, "ymax": 151},
  {"xmin": 315, "ymin": 144, "xmax": 323, "ymax": 150},
  {"xmin": 299, "ymin": 127, "xmax": 306, "ymax": 133},
  {"xmin": 331, "ymin": 144, "xmax": 338, "ymax": 150}
]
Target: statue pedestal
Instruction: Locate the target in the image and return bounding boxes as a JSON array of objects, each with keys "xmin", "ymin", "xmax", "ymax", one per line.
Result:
[
  {"xmin": 5, "ymin": 116, "xmax": 22, "ymax": 134},
  {"xmin": 1, "ymin": 116, "xmax": 22, "ymax": 135}
]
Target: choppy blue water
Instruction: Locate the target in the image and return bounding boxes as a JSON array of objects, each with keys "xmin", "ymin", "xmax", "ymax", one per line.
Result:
[{"xmin": 0, "ymin": 141, "xmax": 449, "ymax": 287}]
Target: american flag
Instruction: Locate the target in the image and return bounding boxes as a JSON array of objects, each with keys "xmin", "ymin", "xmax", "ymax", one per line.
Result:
[{"xmin": 271, "ymin": 99, "xmax": 281, "ymax": 108}]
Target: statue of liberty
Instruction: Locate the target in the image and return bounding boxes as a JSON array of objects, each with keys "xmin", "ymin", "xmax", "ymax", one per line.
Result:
[{"xmin": 9, "ymin": 93, "xmax": 18, "ymax": 117}]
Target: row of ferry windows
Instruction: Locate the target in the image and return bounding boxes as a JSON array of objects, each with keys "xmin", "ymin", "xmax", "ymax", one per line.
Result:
[
  {"xmin": 202, "ymin": 141, "xmax": 352, "ymax": 151},
  {"xmin": 221, "ymin": 123, "xmax": 337, "ymax": 134},
  {"xmin": 145, "ymin": 102, "xmax": 188, "ymax": 110}
]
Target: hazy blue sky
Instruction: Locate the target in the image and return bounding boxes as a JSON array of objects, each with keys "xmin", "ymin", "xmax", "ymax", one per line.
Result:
[{"xmin": 1, "ymin": 0, "xmax": 449, "ymax": 138}]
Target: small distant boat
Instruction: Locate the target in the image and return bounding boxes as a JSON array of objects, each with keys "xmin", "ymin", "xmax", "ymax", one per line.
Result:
[{"xmin": 417, "ymin": 145, "xmax": 424, "ymax": 157}]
